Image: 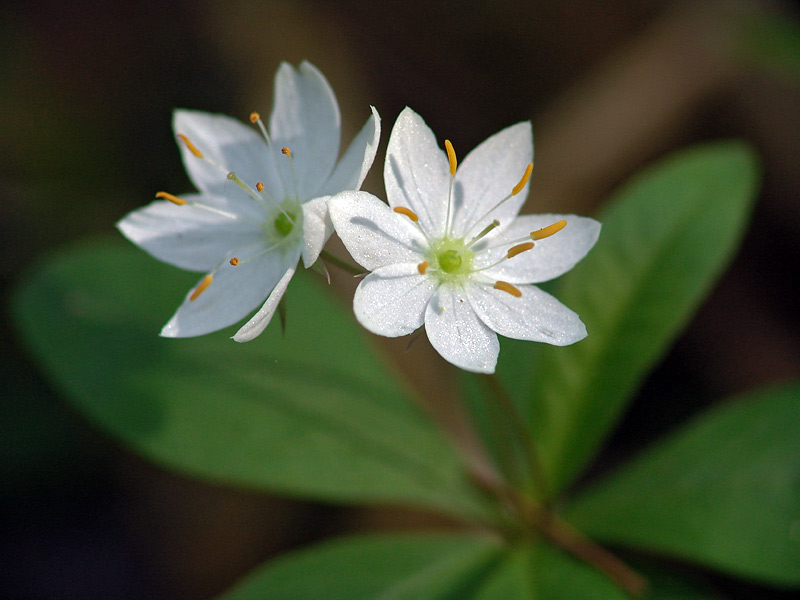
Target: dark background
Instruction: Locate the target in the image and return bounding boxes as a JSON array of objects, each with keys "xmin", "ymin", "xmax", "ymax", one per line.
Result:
[{"xmin": 2, "ymin": 1, "xmax": 799, "ymax": 598}]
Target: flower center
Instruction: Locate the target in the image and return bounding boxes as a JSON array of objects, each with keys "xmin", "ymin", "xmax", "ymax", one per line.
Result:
[
  {"xmin": 274, "ymin": 211, "xmax": 296, "ymax": 237},
  {"xmin": 430, "ymin": 238, "xmax": 474, "ymax": 278},
  {"xmin": 438, "ymin": 249, "xmax": 462, "ymax": 273}
]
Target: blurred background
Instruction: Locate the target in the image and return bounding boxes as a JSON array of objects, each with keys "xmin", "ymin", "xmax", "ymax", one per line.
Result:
[{"xmin": 2, "ymin": 0, "xmax": 799, "ymax": 598}]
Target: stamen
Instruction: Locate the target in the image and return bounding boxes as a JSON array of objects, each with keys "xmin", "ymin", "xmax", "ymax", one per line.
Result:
[
  {"xmin": 155, "ymin": 191, "xmax": 187, "ymax": 206},
  {"xmin": 417, "ymin": 261, "xmax": 429, "ymax": 275},
  {"xmin": 256, "ymin": 182, "xmax": 264, "ymax": 192},
  {"xmin": 229, "ymin": 257, "xmax": 240, "ymax": 266},
  {"xmin": 494, "ymin": 280, "xmax": 522, "ymax": 297},
  {"xmin": 507, "ymin": 242, "xmax": 534, "ymax": 258},
  {"xmin": 281, "ymin": 147, "xmax": 291, "ymax": 156},
  {"xmin": 512, "ymin": 163, "xmax": 534, "ymax": 196},
  {"xmin": 464, "ymin": 162, "xmax": 534, "ymax": 238},
  {"xmin": 460, "ymin": 219, "xmax": 500, "ymax": 254},
  {"xmin": 531, "ymin": 220, "xmax": 567, "ymax": 241},
  {"xmin": 393, "ymin": 206, "xmax": 419, "ymax": 222},
  {"xmin": 249, "ymin": 112, "xmax": 260, "ymax": 123},
  {"xmin": 444, "ymin": 140, "xmax": 458, "ymax": 236},
  {"xmin": 445, "ymin": 140, "xmax": 457, "ymax": 176},
  {"xmin": 176, "ymin": 133, "xmax": 204, "ymax": 159},
  {"xmin": 190, "ymin": 274, "xmax": 213, "ymax": 301}
]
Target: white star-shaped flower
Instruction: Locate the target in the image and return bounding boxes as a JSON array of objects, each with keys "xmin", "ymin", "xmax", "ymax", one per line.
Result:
[
  {"xmin": 117, "ymin": 61, "xmax": 380, "ymax": 341},
  {"xmin": 329, "ymin": 107, "xmax": 600, "ymax": 373}
]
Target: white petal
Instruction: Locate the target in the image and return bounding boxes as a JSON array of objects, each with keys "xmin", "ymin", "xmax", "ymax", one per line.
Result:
[
  {"xmin": 450, "ymin": 122, "xmax": 533, "ymax": 239},
  {"xmin": 319, "ymin": 106, "xmax": 381, "ymax": 195},
  {"xmin": 300, "ymin": 195, "xmax": 333, "ymax": 268},
  {"xmin": 468, "ymin": 282, "xmax": 587, "ymax": 345},
  {"xmin": 384, "ymin": 107, "xmax": 450, "ymax": 237},
  {"xmin": 329, "ymin": 191, "xmax": 427, "ymax": 271},
  {"xmin": 424, "ymin": 284, "xmax": 499, "ymax": 373},
  {"xmin": 232, "ymin": 263, "xmax": 297, "ymax": 342},
  {"xmin": 479, "ymin": 214, "xmax": 601, "ymax": 284},
  {"xmin": 173, "ymin": 110, "xmax": 284, "ymax": 200},
  {"xmin": 160, "ymin": 244, "xmax": 301, "ymax": 338},
  {"xmin": 116, "ymin": 198, "xmax": 264, "ymax": 271},
  {"xmin": 353, "ymin": 263, "xmax": 437, "ymax": 337},
  {"xmin": 269, "ymin": 61, "xmax": 340, "ymax": 199}
]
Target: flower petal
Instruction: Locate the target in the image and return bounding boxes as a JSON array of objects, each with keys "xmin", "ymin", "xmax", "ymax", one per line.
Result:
[
  {"xmin": 173, "ymin": 109, "xmax": 284, "ymax": 200},
  {"xmin": 329, "ymin": 191, "xmax": 427, "ymax": 271},
  {"xmin": 353, "ymin": 263, "xmax": 437, "ymax": 337},
  {"xmin": 384, "ymin": 107, "xmax": 450, "ymax": 237},
  {"xmin": 319, "ymin": 106, "xmax": 381, "ymax": 196},
  {"xmin": 300, "ymin": 195, "xmax": 333, "ymax": 268},
  {"xmin": 116, "ymin": 198, "xmax": 264, "ymax": 272},
  {"xmin": 468, "ymin": 282, "xmax": 587, "ymax": 346},
  {"xmin": 270, "ymin": 61, "xmax": 340, "ymax": 199},
  {"xmin": 232, "ymin": 263, "xmax": 297, "ymax": 342},
  {"xmin": 160, "ymin": 243, "xmax": 301, "ymax": 338},
  {"xmin": 478, "ymin": 214, "xmax": 601, "ymax": 284},
  {"xmin": 450, "ymin": 121, "xmax": 533, "ymax": 239},
  {"xmin": 424, "ymin": 284, "xmax": 499, "ymax": 373}
]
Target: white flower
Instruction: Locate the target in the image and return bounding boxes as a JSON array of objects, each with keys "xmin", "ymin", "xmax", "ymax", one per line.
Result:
[
  {"xmin": 329, "ymin": 108, "xmax": 600, "ymax": 373},
  {"xmin": 117, "ymin": 61, "xmax": 380, "ymax": 341}
]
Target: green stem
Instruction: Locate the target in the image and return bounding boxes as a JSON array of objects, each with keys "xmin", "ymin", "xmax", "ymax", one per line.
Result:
[
  {"xmin": 320, "ymin": 250, "xmax": 367, "ymax": 275},
  {"xmin": 470, "ymin": 470, "xmax": 648, "ymax": 598},
  {"xmin": 484, "ymin": 373, "xmax": 551, "ymax": 500}
]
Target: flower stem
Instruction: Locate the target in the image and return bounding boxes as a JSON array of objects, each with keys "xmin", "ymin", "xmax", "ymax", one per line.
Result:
[
  {"xmin": 470, "ymin": 470, "xmax": 648, "ymax": 598},
  {"xmin": 320, "ymin": 250, "xmax": 367, "ymax": 275},
  {"xmin": 484, "ymin": 373, "xmax": 551, "ymax": 500}
]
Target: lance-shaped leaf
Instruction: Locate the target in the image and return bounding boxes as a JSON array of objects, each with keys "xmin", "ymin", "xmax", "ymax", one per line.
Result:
[
  {"xmin": 525, "ymin": 141, "xmax": 760, "ymax": 493},
  {"xmin": 11, "ymin": 237, "xmax": 496, "ymax": 522},
  {"xmin": 564, "ymin": 383, "xmax": 800, "ymax": 586}
]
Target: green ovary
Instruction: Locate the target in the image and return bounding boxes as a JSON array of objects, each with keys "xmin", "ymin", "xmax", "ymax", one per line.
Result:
[
  {"xmin": 432, "ymin": 239, "xmax": 474, "ymax": 278},
  {"xmin": 274, "ymin": 212, "xmax": 295, "ymax": 237},
  {"xmin": 438, "ymin": 249, "xmax": 462, "ymax": 273}
]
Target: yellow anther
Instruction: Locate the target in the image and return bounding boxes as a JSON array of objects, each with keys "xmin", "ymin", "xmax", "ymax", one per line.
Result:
[
  {"xmin": 494, "ymin": 280, "xmax": 522, "ymax": 298},
  {"xmin": 155, "ymin": 191, "xmax": 187, "ymax": 206},
  {"xmin": 256, "ymin": 182, "xmax": 264, "ymax": 192},
  {"xmin": 281, "ymin": 147, "xmax": 291, "ymax": 156},
  {"xmin": 229, "ymin": 257, "xmax": 239, "ymax": 266},
  {"xmin": 393, "ymin": 206, "xmax": 419, "ymax": 222},
  {"xmin": 530, "ymin": 220, "xmax": 567, "ymax": 241},
  {"xmin": 417, "ymin": 261, "xmax": 429, "ymax": 275},
  {"xmin": 189, "ymin": 274, "xmax": 213, "ymax": 302},
  {"xmin": 176, "ymin": 133, "xmax": 204, "ymax": 159},
  {"xmin": 507, "ymin": 241, "xmax": 534, "ymax": 258},
  {"xmin": 444, "ymin": 139, "xmax": 457, "ymax": 176},
  {"xmin": 249, "ymin": 112, "xmax": 260, "ymax": 123},
  {"xmin": 512, "ymin": 163, "xmax": 534, "ymax": 196}
]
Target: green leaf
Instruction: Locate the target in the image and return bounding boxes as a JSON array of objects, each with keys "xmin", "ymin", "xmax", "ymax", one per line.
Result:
[
  {"xmin": 526, "ymin": 141, "xmax": 760, "ymax": 493},
  {"xmin": 218, "ymin": 533, "xmax": 721, "ymax": 600},
  {"xmin": 217, "ymin": 533, "xmax": 503, "ymax": 600},
  {"xmin": 564, "ymin": 383, "xmax": 800, "ymax": 586},
  {"xmin": 11, "ymin": 237, "xmax": 495, "ymax": 521}
]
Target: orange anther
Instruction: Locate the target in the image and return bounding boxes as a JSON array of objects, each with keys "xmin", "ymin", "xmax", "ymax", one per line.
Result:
[
  {"xmin": 281, "ymin": 147, "xmax": 291, "ymax": 156},
  {"xmin": 393, "ymin": 206, "xmax": 419, "ymax": 222},
  {"xmin": 507, "ymin": 242, "xmax": 534, "ymax": 258},
  {"xmin": 229, "ymin": 257, "xmax": 239, "ymax": 266},
  {"xmin": 176, "ymin": 134, "xmax": 204, "ymax": 159},
  {"xmin": 249, "ymin": 112, "xmax": 260, "ymax": 123},
  {"xmin": 256, "ymin": 182, "xmax": 264, "ymax": 192},
  {"xmin": 417, "ymin": 261, "xmax": 429, "ymax": 274},
  {"xmin": 512, "ymin": 163, "xmax": 534, "ymax": 196},
  {"xmin": 531, "ymin": 220, "xmax": 567, "ymax": 241},
  {"xmin": 155, "ymin": 191, "xmax": 187, "ymax": 206},
  {"xmin": 444, "ymin": 139, "xmax": 457, "ymax": 176},
  {"xmin": 189, "ymin": 274, "xmax": 213, "ymax": 302},
  {"xmin": 493, "ymin": 280, "xmax": 522, "ymax": 297}
]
